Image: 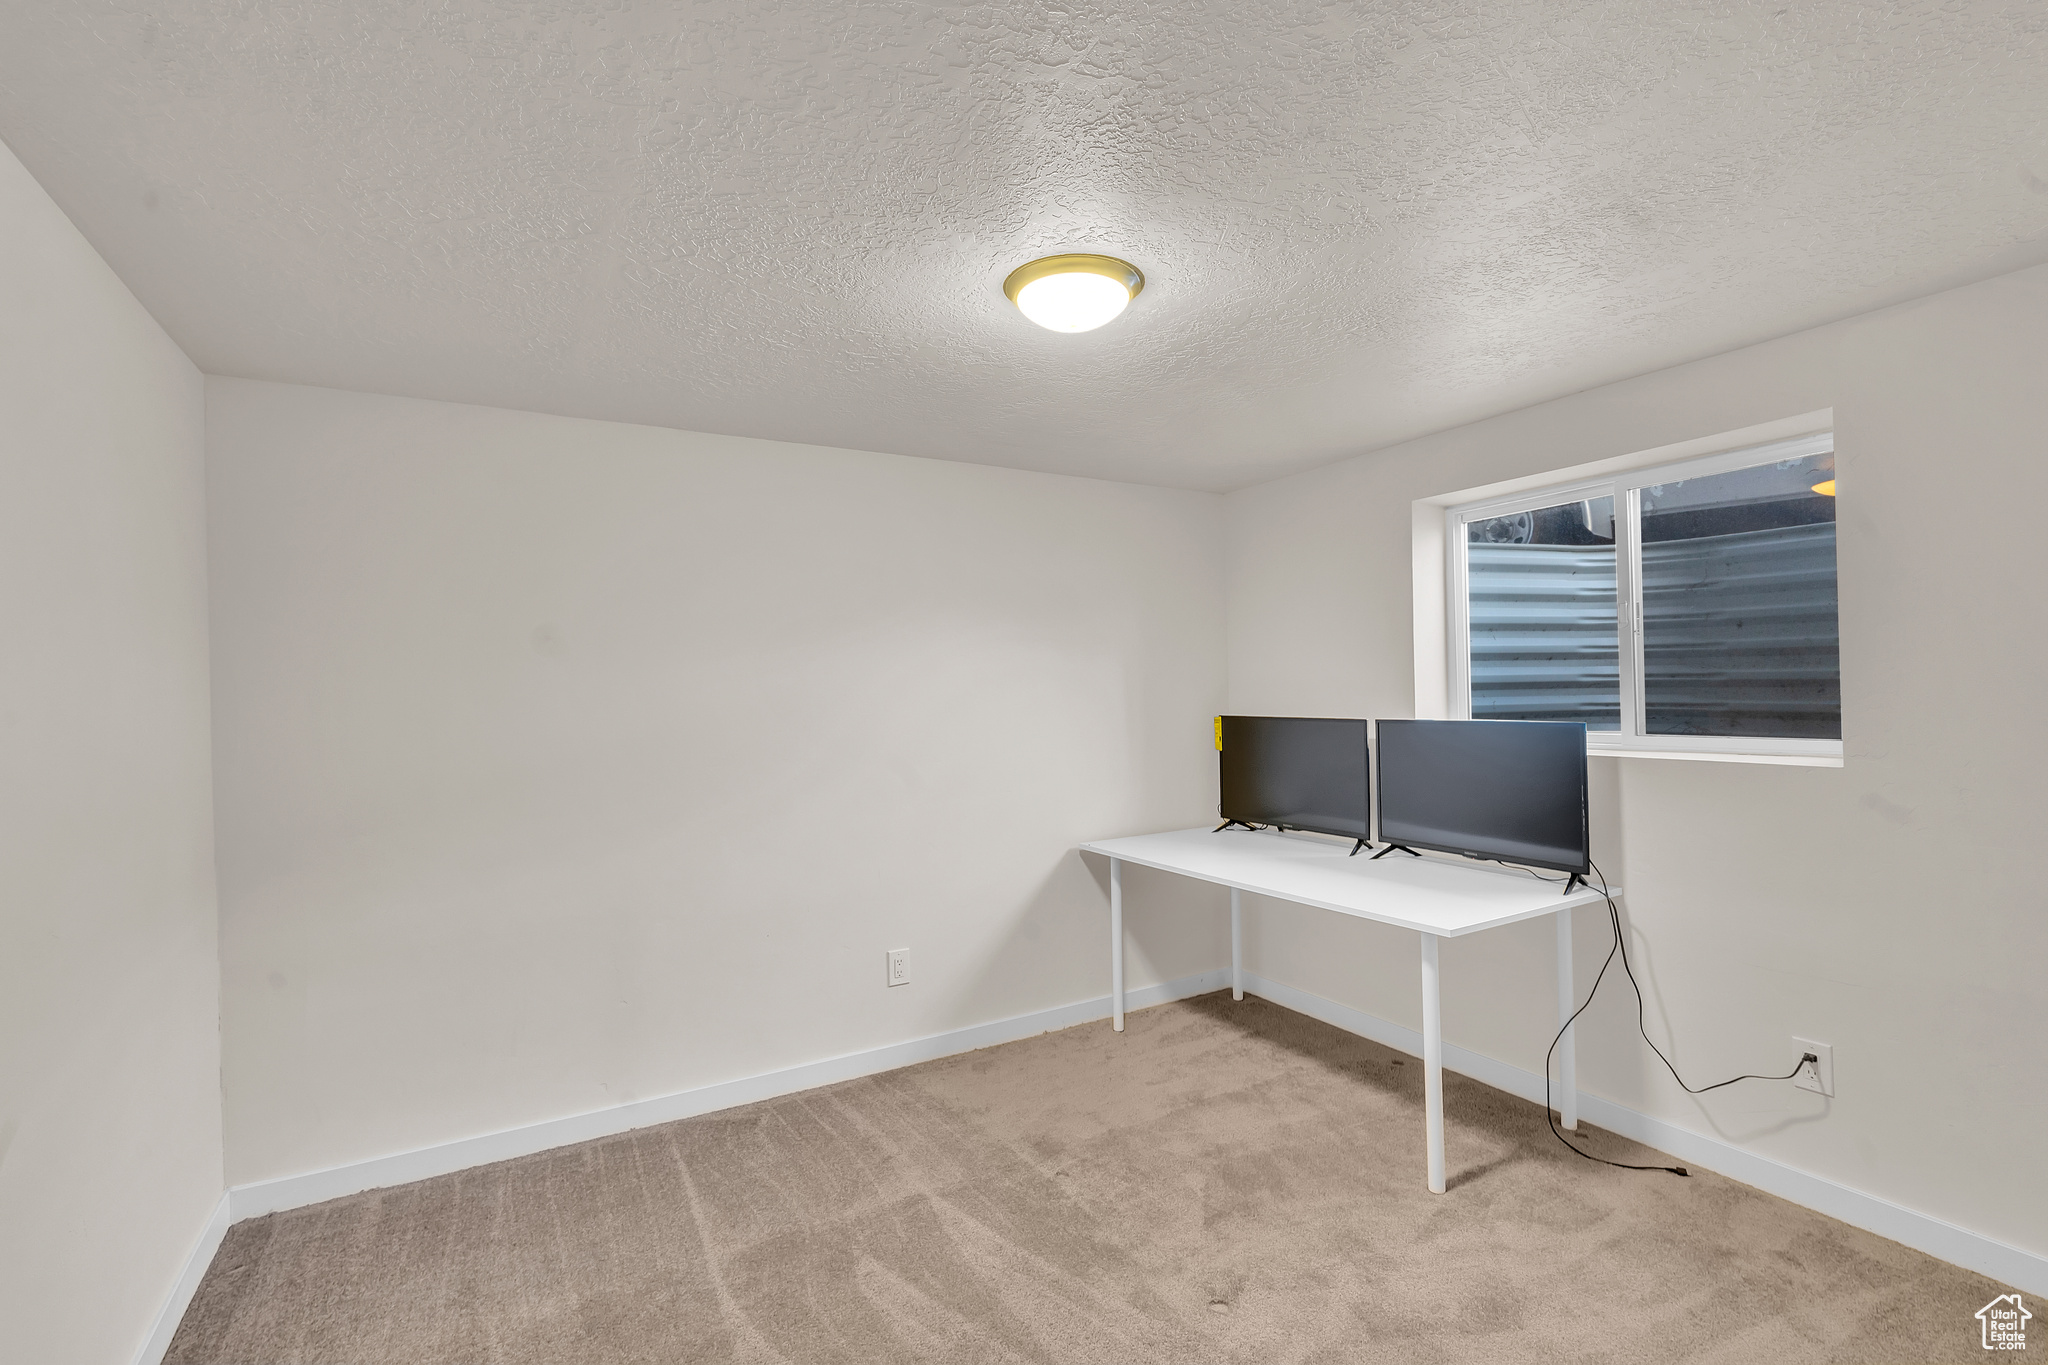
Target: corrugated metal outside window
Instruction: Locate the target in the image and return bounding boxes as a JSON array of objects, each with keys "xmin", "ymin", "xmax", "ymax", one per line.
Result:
[
  {"xmin": 1642, "ymin": 523, "xmax": 1839, "ymax": 738},
  {"xmin": 1470, "ymin": 523, "xmax": 1838, "ymax": 739},
  {"xmin": 1468, "ymin": 542, "xmax": 1619, "ymax": 727}
]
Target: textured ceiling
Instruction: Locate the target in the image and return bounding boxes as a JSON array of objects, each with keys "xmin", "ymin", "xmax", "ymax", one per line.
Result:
[{"xmin": 4, "ymin": 3, "xmax": 2046, "ymax": 490}]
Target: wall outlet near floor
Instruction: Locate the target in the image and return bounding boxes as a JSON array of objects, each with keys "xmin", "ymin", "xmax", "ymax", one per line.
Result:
[
  {"xmin": 887, "ymin": 948, "xmax": 910, "ymax": 987},
  {"xmin": 1792, "ymin": 1037, "xmax": 1833, "ymax": 1096}
]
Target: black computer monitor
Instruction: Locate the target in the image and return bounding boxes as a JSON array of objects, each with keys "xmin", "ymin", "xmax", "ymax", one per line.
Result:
[
  {"xmin": 1217, "ymin": 716, "xmax": 1370, "ymax": 841},
  {"xmin": 1375, "ymin": 719, "xmax": 1589, "ymax": 874}
]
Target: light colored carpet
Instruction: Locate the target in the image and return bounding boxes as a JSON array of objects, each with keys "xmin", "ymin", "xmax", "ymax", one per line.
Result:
[{"xmin": 169, "ymin": 994, "xmax": 2002, "ymax": 1363}]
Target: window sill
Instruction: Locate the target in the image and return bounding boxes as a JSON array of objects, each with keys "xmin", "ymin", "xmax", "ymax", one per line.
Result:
[{"xmin": 1587, "ymin": 743, "xmax": 1842, "ymax": 768}]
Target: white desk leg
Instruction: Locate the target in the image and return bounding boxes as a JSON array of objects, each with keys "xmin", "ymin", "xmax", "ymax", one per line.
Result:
[
  {"xmin": 1421, "ymin": 931, "xmax": 1445, "ymax": 1195},
  {"xmin": 1230, "ymin": 888, "xmax": 1243, "ymax": 1001},
  {"xmin": 1556, "ymin": 906, "xmax": 1578, "ymax": 1132},
  {"xmin": 1110, "ymin": 858, "xmax": 1125, "ymax": 1033}
]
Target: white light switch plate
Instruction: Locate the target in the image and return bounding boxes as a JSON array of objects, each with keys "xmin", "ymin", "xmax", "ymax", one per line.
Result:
[{"xmin": 887, "ymin": 949, "xmax": 910, "ymax": 987}]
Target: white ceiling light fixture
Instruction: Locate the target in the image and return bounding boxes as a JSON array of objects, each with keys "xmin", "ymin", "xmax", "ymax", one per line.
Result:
[{"xmin": 1003, "ymin": 254, "xmax": 1145, "ymax": 333}]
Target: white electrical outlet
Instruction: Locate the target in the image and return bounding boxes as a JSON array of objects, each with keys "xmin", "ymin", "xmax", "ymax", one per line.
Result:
[
  {"xmin": 887, "ymin": 948, "xmax": 910, "ymax": 987},
  {"xmin": 1792, "ymin": 1037, "xmax": 1833, "ymax": 1096}
]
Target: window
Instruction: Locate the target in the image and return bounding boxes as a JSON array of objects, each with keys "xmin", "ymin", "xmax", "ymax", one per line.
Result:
[{"xmin": 1447, "ymin": 433, "xmax": 1840, "ymax": 761}]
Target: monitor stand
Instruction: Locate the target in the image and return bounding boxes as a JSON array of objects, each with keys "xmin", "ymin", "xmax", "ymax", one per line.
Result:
[
  {"xmin": 1562, "ymin": 873, "xmax": 1586, "ymax": 897},
  {"xmin": 1348, "ymin": 838, "xmax": 1372, "ymax": 857},
  {"xmin": 1213, "ymin": 820, "xmax": 1261, "ymax": 833},
  {"xmin": 1371, "ymin": 844, "xmax": 1421, "ymax": 860}
]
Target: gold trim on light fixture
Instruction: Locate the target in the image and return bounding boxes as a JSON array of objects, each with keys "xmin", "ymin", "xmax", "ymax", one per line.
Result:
[{"xmin": 1002, "ymin": 253, "xmax": 1145, "ymax": 305}]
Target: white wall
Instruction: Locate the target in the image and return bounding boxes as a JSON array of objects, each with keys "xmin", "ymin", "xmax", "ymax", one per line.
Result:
[
  {"xmin": 207, "ymin": 378, "xmax": 1226, "ymax": 1187},
  {"xmin": 1226, "ymin": 263, "xmax": 2048, "ymax": 1265},
  {"xmin": 0, "ymin": 141, "xmax": 222, "ymax": 1363}
]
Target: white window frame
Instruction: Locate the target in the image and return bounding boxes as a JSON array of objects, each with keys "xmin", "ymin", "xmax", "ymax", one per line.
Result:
[{"xmin": 1445, "ymin": 431, "xmax": 1840, "ymax": 765}]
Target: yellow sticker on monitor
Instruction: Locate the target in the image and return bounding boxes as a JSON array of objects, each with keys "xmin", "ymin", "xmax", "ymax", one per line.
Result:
[{"xmin": 1215, "ymin": 716, "xmax": 1223, "ymax": 750}]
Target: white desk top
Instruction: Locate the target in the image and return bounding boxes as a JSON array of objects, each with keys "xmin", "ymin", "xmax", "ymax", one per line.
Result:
[{"xmin": 1079, "ymin": 827, "xmax": 1611, "ymax": 937}]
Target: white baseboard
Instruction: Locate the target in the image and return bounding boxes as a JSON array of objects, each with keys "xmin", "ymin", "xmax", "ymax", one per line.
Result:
[
  {"xmin": 227, "ymin": 969, "xmax": 1229, "ymax": 1223},
  {"xmin": 1241, "ymin": 972, "xmax": 2048, "ymax": 1297},
  {"xmin": 132, "ymin": 1191, "xmax": 230, "ymax": 1365},
  {"xmin": 183, "ymin": 962, "xmax": 2040, "ymax": 1345}
]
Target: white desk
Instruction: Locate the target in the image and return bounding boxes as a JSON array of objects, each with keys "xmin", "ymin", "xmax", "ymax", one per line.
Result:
[{"xmin": 1078, "ymin": 826, "xmax": 1612, "ymax": 1194}]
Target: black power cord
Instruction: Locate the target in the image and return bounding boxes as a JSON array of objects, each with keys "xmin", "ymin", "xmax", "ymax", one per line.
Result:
[{"xmin": 1542, "ymin": 860, "xmax": 1815, "ymax": 1178}]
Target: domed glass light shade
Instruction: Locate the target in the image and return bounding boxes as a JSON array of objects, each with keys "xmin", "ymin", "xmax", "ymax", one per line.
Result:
[{"xmin": 1003, "ymin": 254, "xmax": 1145, "ymax": 333}]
